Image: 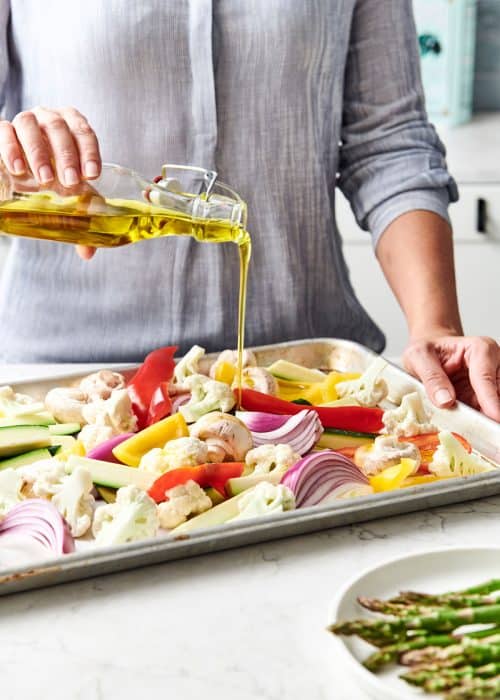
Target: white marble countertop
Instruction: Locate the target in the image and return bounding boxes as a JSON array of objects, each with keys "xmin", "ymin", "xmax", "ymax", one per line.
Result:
[{"xmin": 1, "ymin": 365, "xmax": 499, "ymax": 700}]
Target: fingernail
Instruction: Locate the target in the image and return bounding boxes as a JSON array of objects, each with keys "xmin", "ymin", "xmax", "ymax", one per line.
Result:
[
  {"xmin": 435, "ymin": 389, "xmax": 453, "ymax": 406},
  {"xmin": 38, "ymin": 164, "xmax": 54, "ymax": 184},
  {"xmin": 84, "ymin": 161, "xmax": 99, "ymax": 178},
  {"xmin": 12, "ymin": 159, "xmax": 25, "ymax": 175},
  {"xmin": 64, "ymin": 167, "xmax": 79, "ymax": 186}
]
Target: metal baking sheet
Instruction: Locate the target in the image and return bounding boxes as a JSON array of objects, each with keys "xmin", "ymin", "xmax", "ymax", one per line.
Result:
[{"xmin": 0, "ymin": 338, "xmax": 499, "ymax": 596}]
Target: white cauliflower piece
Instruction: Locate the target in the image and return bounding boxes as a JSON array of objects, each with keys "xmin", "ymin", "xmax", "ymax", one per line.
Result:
[
  {"xmin": 230, "ymin": 482, "xmax": 295, "ymax": 522},
  {"xmin": 355, "ymin": 436, "xmax": 420, "ymax": 476},
  {"xmin": 139, "ymin": 437, "xmax": 209, "ymax": 477},
  {"xmin": 336, "ymin": 357, "xmax": 388, "ymax": 408},
  {"xmin": 79, "ymin": 389, "xmax": 137, "ymax": 450},
  {"xmin": 429, "ymin": 431, "xmax": 494, "ymax": 478},
  {"xmin": 92, "ymin": 485, "xmax": 158, "ymax": 545},
  {"xmin": 157, "ymin": 480, "xmax": 212, "ymax": 529},
  {"xmin": 179, "ymin": 374, "xmax": 235, "ymax": 423},
  {"xmin": 79, "ymin": 370, "xmax": 126, "ymax": 400},
  {"xmin": 21, "ymin": 458, "xmax": 67, "ymax": 499},
  {"xmin": 245, "ymin": 444, "xmax": 300, "ymax": 476},
  {"xmin": 382, "ymin": 391, "xmax": 436, "ymax": 437},
  {"xmin": 52, "ymin": 467, "xmax": 95, "ymax": 537},
  {"xmin": 78, "ymin": 424, "xmax": 117, "ymax": 452},
  {"xmin": 0, "ymin": 468, "xmax": 23, "ymax": 517},
  {"xmin": 0, "ymin": 384, "xmax": 46, "ymax": 417},
  {"xmin": 173, "ymin": 345, "xmax": 206, "ymax": 387}
]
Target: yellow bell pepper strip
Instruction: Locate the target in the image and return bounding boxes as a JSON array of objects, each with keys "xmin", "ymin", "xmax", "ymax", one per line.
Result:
[
  {"xmin": 369, "ymin": 458, "xmax": 417, "ymax": 493},
  {"xmin": 214, "ymin": 361, "xmax": 237, "ymax": 386},
  {"xmin": 401, "ymin": 474, "xmax": 442, "ymax": 488},
  {"xmin": 112, "ymin": 413, "xmax": 189, "ymax": 467},
  {"xmin": 276, "ymin": 372, "xmax": 361, "ymax": 405}
]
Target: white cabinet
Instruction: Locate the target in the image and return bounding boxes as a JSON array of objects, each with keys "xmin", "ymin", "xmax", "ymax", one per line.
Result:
[{"xmin": 339, "ymin": 114, "xmax": 500, "ymax": 356}]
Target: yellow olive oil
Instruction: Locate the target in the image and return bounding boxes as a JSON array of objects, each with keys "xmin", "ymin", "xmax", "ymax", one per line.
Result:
[{"xmin": 0, "ymin": 192, "xmax": 251, "ymax": 395}]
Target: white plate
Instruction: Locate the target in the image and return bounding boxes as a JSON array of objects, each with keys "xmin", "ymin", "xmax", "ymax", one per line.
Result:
[{"xmin": 327, "ymin": 547, "xmax": 500, "ymax": 700}]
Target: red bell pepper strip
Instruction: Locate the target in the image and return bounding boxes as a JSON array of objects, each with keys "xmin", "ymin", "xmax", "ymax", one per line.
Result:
[
  {"xmin": 237, "ymin": 388, "xmax": 384, "ymax": 433},
  {"xmin": 127, "ymin": 346, "xmax": 177, "ymax": 429},
  {"xmin": 148, "ymin": 462, "xmax": 245, "ymax": 503},
  {"xmin": 402, "ymin": 432, "xmax": 471, "ymax": 465}
]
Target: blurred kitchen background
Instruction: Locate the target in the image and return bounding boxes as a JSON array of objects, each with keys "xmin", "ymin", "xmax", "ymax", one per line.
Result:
[{"xmin": 339, "ymin": 0, "xmax": 500, "ymax": 355}]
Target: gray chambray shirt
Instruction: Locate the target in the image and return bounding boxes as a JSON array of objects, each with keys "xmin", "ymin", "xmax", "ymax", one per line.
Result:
[{"xmin": 0, "ymin": 0, "xmax": 457, "ymax": 361}]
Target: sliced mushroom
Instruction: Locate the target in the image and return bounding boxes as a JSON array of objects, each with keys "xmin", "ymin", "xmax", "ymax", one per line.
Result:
[
  {"xmin": 79, "ymin": 370, "xmax": 126, "ymax": 400},
  {"xmin": 45, "ymin": 387, "xmax": 89, "ymax": 424},
  {"xmin": 209, "ymin": 349, "xmax": 257, "ymax": 379},
  {"xmin": 189, "ymin": 412, "xmax": 253, "ymax": 462},
  {"xmin": 231, "ymin": 367, "xmax": 278, "ymax": 395}
]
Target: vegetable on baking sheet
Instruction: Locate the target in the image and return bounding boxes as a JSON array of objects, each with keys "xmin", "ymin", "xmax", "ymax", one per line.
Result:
[
  {"xmin": 402, "ymin": 432, "xmax": 471, "ymax": 466},
  {"xmin": 148, "ymin": 462, "xmax": 245, "ymax": 503},
  {"xmin": 86, "ymin": 433, "xmax": 135, "ymax": 463},
  {"xmin": 112, "ymin": 413, "xmax": 189, "ymax": 467},
  {"xmin": 237, "ymin": 389, "xmax": 384, "ymax": 433},
  {"xmin": 0, "ymin": 499, "xmax": 74, "ymax": 554},
  {"xmin": 227, "ymin": 444, "xmax": 300, "ymax": 496},
  {"xmin": 127, "ymin": 345, "xmax": 177, "ymax": 429},
  {"xmin": 235, "ymin": 409, "xmax": 323, "ymax": 455},
  {"xmin": 280, "ymin": 450, "xmax": 371, "ymax": 507},
  {"xmin": 66, "ymin": 455, "xmax": 155, "ymax": 490},
  {"xmin": 369, "ymin": 459, "xmax": 418, "ymax": 492},
  {"xmin": 317, "ymin": 427, "xmax": 377, "ymax": 451}
]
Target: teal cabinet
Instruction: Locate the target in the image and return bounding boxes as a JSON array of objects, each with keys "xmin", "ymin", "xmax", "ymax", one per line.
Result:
[{"xmin": 413, "ymin": 0, "xmax": 477, "ymax": 126}]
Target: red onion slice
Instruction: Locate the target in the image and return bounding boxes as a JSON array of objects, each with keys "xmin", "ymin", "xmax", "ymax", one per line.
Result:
[
  {"xmin": 237, "ymin": 410, "xmax": 323, "ymax": 455},
  {"xmin": 281, "ymin": 450, "xmax": 368, "ymax": 507},
  {"xmin": 0, "ymin": 500, "xmax": 75, "ymax": 555}
]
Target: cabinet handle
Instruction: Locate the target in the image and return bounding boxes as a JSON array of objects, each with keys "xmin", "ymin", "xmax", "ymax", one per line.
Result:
[{"xmin": 477, "ymin": 198, "xmax": 487, "ymax": 234}]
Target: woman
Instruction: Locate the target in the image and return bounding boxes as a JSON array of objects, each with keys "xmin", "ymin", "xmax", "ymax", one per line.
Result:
[{"xmin": 0, "ymin": 0, "xmax": 498, "ymax": 421}]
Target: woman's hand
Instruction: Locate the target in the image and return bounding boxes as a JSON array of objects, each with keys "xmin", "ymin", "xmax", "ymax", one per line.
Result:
[
  {"xmin": 403, "ymin": 335, "xmax": 500, "ymax": 422},
  {"xmin": 0, "ymin": 106, "xmax": 101, "ymax": 260}
]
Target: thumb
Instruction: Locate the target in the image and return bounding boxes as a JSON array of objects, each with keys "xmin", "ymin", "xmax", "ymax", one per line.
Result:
[{"xmin": 403, "ymin": 342, "xmax": 456, "ymax": 409}]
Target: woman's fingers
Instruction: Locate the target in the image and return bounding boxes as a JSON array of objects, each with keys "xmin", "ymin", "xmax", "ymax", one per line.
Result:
[
  {"xmin": 403, "ymin": 340, "xmax": 457, "ymax": 408},
  {"xmin": 76, "ymin": 245, "xmax": 96, "ymax": 260},
  {"xmin": 12, "ymin": 110, "xmax": 54, "ymax": 184},
  {"xmin": 8, "ymin": 107, "xmax": 101, "ymax": 186},
  {"xmin": 59, "ymin": 107, "xmax": 101, "ymax": 180},
  {"xmin": 0, "ymin": 120, "xmax": 26, "ymax": 175},
  {"xmin": 32, "ymin": 107, "xmax": 81, "ymax": 187},
  {"xmin": 466, "ymin": 338, "xmax": 500, "ymax": 422}
]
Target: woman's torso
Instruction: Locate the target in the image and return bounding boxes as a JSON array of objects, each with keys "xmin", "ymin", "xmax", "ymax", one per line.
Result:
[{"xmin": 0, "ymin": 0, "xmax": 384, "ymax": 361}]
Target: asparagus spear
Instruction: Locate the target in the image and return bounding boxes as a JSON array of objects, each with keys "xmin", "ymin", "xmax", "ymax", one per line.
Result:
[
  {"xmin": 330, "ymin": 604, "xmax": 500, "ymax": 643},
  {"xmin": 361, "ymin": 594, "xmax": 500, "ymax": 614},
  {"xmin": 390, "ymin": 580, "xmax": 500, "ymax": 606},
  {"xmin": 363, "ymin": 634, "xmax": 459, "ymax": 672},
  {"xmin": 401, "ymin": 662, "xmax": 500, "ymax": 691},
  {"xmin": 445, "ymin": 676, "xmax": 500, "ymax": 699},
  {"xmin": 402, "ymin": 642, "xmax": 500, "ymax": 671}
]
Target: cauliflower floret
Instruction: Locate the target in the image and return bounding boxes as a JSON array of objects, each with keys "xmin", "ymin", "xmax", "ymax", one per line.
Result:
[
  {"xmin": 79, "ymin": 389, "xmax": 138, "ymax": 450},
  {"xmin": 429, "ymin": 431, "xmax": 494, "ymax": 478},
  {"xmin": 78, "ymin": 424, "xmax": 117, "ymax": 453},
  {"xmin": 92, "ymin": 485, "xmax": 158, "ymax": 545},
  {"xmin": 79, "ymin": 370, "xmax": 126, "ymax": 400},
  {"xmin": 139, "ymin": 437, "xmax": 209, "ymax": 477},
  {"xmin": 209, "ymin": 349, "xmax": 257, "ymax": 379},
  {"xmin": 336, "ymin": 357, "xmax": 388, "ymax": 408},
  {"xmin": 21, "ymin": 458, "xmax": 67, "ymax": 499},
  {"xmin": 52, "ymin": 467, "xmax": 95, "ymax": 537},
  {"xmin": 173, "ymin": 345, "xmax": 206, "ymax": 387},
  {"xmin": 0, "ymin": 468, "xmax": 23, "ymax": 517},
  {"xmin": 0, "ymin": 385, "xmax": 45, "ymax": 417},
  {"xmin": 179, "ymin": 375, "xmax": 235, "ymax": 423},
  {"xmin": 245, "ymin": 444, "xmax": 300, "ymax": 476},
  {"xmin": 230, "ymin": 482, "xmax": 295, "ymax": 522},
  {"xmin": 354, "ymin": 435, "xmax": 420, "ymax": 476},
  {"xmin": 157, "ymin": 480, "xmax": 212, "ymax": 529},
  {"xmin": 382, "ymin": 391, "xmax": 436, "ymax": 437}
]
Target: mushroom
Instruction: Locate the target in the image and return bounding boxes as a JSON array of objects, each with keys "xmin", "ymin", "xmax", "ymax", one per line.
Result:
[
  {"xmin": 209, "ymin": 349, "xmax": 257, "ymax": 379},
  {"xmin": 231, "ymin": 367, "xmax": 278, "ymax": 396},
  {"xmin": 79, "ymin": 370, "xmax": 126, "ymax": 400},
  {"xmin": 354, "ymin": 435, "xmax": 420, "ymax": 477},
  {"xmin": 189, "ymin": 412, "xmax": 253, "ymax": 462},
  {"xmin": 44, "ymin": 387, "xmax": 90, "ymax": 424}
]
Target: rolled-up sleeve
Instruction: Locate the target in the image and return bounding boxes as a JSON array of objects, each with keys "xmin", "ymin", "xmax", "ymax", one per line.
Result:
[
  {"xmin": 0, "ymin": 0, "xmax": 10, "ymax": 115},
  {"xmin": 337, "ymin": 0, "xmax": 458, "ymax": 249}
]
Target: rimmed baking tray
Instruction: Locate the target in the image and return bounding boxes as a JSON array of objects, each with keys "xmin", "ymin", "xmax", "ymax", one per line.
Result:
[{"xmin": 0, "ymin": 338, "xmax": 499, "ymax": 596}]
